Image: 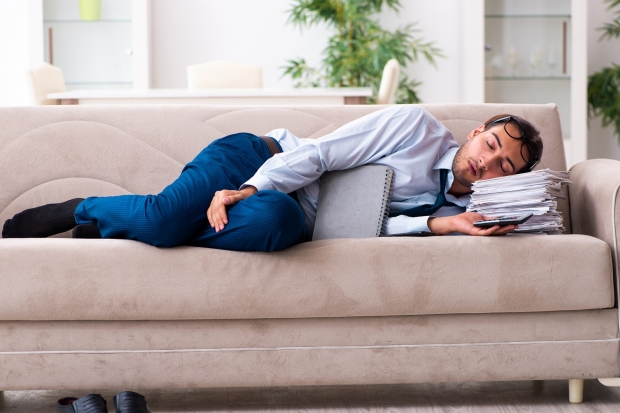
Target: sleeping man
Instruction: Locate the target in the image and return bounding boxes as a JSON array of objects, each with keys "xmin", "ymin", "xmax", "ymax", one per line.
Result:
[{"xmin": 2, "ymin": 105, "xmax": 542, "ymax": 251}]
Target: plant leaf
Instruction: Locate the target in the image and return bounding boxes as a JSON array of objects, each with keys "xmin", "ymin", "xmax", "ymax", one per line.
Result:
[
  {"xmin": 588, "ymin": 64, "xmax": 620, "ymax": 143},
  {"xmin": 282, "ymin": 0, "xmax": 441, "ymax": 102}
]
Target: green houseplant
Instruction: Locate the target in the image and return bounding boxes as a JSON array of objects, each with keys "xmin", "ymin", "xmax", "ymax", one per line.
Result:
[
  {"xmin": 588, "ymin": 0, "xmax": 620, "ymax": 143},
  {"xmin": 282, "ymin": 0, "xmax": 441, "ymax": 103}
]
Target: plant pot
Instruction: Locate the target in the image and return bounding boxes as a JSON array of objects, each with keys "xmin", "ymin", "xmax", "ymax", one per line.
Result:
[{"xmin": 79, "ymin": 0, "xmax": 101, "ymax": 21}]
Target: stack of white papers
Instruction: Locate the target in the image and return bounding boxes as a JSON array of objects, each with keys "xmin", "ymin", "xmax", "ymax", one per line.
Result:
[{"xmin": 467, "ymin": 169, "xmax": 572, "ymax": 234}]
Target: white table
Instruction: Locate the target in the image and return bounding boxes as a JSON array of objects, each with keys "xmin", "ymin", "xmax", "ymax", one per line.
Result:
[{"xmin": 48, "ymin": 88, "xmax": 372, "ymax": 105}]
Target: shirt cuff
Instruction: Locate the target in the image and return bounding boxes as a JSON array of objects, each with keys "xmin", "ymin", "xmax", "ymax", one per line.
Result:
[
  {"xmin": 240, "ymin": 175, "xmax": 275, "ymax": 192},
  {"xmin": 384, "ymin": 215, "xmax": 431, "ymax": 235}
]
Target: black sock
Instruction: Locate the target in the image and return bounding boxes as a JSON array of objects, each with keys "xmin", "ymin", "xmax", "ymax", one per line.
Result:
[
  {"xmin": 72, "ymin": 223, "xmax": 102, "ymax": 239},
  {"xmin": 2, "ymin": 198, "xmax": 84, "ymax": 238}
]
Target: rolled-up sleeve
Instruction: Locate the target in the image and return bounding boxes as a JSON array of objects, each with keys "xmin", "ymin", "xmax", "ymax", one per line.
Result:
[{"xmin": 385, "ymin": 215, "xmax": 432, "ymax": 235}]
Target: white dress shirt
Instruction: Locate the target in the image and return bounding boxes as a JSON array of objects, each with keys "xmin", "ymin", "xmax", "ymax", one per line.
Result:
[{"xmin": 241, "ymin": 105, "xmax": 471, "ymax": 236}]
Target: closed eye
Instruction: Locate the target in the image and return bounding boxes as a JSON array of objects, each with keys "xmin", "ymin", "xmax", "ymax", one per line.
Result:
[{"xmin": 487, "ymin": 140, "xmax": 507, "ymax": 172}]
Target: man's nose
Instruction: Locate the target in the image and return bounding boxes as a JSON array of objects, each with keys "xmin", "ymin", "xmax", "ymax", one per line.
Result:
[{"xmin": 479, "ymin": 153, "xmax": 498, "ymax": 170}]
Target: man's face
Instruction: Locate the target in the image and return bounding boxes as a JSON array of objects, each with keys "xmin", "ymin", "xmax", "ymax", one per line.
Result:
[{"xmin": 452, "ymin": 122, "xmax": 530, "ymax": 188}]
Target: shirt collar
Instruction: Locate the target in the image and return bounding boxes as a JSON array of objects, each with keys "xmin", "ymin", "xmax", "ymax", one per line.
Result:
[
  {"xmin": 433, "ymin": 147, "xmax": 458, "ymax": 171},
  {"xmin": 433, "ymin": 147, "xmax": 471, "ymax": 207}
]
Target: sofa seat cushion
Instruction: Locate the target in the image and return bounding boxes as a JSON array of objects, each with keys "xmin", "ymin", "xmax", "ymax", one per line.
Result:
[{"xmin": 0, "ymin": 234, "xmax": 613, "ymax": 321}]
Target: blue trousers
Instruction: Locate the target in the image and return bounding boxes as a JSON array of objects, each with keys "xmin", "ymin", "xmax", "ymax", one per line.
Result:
[{"xmin": 74, "ymin": 133, "xmax": 306, "ymax": 251}]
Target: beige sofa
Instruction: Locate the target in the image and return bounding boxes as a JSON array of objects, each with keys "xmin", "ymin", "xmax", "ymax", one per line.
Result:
[{"xmin": 0, "ymin": 104, "xmax": 619, "ymax": 404}]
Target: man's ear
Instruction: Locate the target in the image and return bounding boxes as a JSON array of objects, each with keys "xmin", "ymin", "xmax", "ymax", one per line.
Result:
[{"xmin": 467, "ymin": 125, "xmax": 486, "ymax": 141}]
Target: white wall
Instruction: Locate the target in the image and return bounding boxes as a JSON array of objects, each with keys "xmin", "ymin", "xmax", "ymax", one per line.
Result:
[
  {"xmin": 587, "ymin": 0, "xmax": 620, "ymax": 160},
  {"xmin": 0, "ymin": 0, "xmax": 43, "ymax": 106},
  {"xmin": 150, "ymin": 0, "xmax": 462, "ymax": 103},
  {"xmin": 378, "ymin": 0, "xmax": 463, "ymax": 103},
  {"xmin": 151, "ymin": 0, "xmax": 329, "ymax": 90}
]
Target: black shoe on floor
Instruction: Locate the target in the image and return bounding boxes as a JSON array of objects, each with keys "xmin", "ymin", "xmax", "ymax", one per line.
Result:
[
  {"xmin": 57, "ymin": 394, "xmax": 107, "ymax": 413},
  {"xmin": 113, "ymin": 391, "xmax": 150, "ymax": 413}
]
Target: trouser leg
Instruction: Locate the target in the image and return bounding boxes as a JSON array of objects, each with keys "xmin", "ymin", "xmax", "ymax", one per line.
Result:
[
  {"xmin": 74, "ymin": 133, "xmax": 275, "ymax": 248},
  {"xmin": 188, "ymin": 190, "xmax": 306, "ymax": 252}
]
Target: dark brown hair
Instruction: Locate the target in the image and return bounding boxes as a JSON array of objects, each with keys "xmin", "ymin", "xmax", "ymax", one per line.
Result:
[{"xmin": 483, "ymin": 114, "xmax": 543, "ymax": 173}]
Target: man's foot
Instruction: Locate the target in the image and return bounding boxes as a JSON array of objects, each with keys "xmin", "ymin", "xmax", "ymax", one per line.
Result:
[
  {"xmin": 72, "ymin": 223, "xmax": 101, "ymax": 239},
  {"xmin": 2, "ymin": 198, "xmax": 84, "ymax": 238}
]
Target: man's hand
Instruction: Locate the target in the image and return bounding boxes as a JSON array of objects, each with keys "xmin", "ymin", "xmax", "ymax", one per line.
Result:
[
  {"xmin": 207, "ymin": 186, "xmax": 258, "ymax": 232},
  {"xmin": 428, "ymin": 212, "xmax": 517, "ymax": 236}
]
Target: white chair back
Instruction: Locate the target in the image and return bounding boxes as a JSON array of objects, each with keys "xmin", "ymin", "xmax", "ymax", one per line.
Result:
[
  {"xmin": 376, "ymin": 59, "xmax": 400, "ymax": 104},
  {"xmin": 29, "ymin": 63, "xmax": 66, "ymax": 105},
  {"xmin": 187, "ymin": 60, "xmax": 263, "ymax": 89}
]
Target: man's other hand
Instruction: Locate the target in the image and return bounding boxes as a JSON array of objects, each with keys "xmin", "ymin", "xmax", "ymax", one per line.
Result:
[
  {"xmin": 207, "ymin": 186, "xmax": 258, "ymax": 232},
  {"xmin": 428, "ymin": 212, "xmax": 517, "ymax": 236}
]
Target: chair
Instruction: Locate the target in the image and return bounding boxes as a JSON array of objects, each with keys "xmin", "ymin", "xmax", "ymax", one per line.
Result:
[
  {"xmin": 28, "ymin": 63, "xmax": 66, "ymax": 105},
  {"xmin": 187, "ymin": 60, "xmax": 263, "ymax": 89},
  {"xmin": 376, "ymin": 59, "xmax": 400, "ymax": 104}
]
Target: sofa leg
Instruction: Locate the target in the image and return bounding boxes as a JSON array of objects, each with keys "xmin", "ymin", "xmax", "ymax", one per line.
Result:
[
  {"xmin": 599, "ymin": 378, "xmax": 620, "ymax": 386},
  {"xmin": 569, "ymin": 379, "xmax": 584, "ymax": 403}
]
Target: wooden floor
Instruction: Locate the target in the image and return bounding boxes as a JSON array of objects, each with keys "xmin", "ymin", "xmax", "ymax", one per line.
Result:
[{"xmin": 1, "ymin": 379, "xmax": 620, "ymax": 412}]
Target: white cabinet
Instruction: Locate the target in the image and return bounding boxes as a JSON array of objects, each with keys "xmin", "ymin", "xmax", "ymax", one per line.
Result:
[
  {"xmin": 461, "ymin": 0, "xmax": 587, "ymax": 167},
  {"xmin": 42, "ymin": 0, "xmax": 150, "ymax": 90}
]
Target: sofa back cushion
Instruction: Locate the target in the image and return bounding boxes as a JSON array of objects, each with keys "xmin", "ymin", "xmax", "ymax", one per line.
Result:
[{"xmin": 0, "ymin": 104, "xmax": 568, "ymax": 231}]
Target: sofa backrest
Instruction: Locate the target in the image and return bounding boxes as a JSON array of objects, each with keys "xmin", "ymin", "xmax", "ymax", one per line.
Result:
[{"xmin": 0, "ymin": 103, "xmax": 569, "ymax": 233}]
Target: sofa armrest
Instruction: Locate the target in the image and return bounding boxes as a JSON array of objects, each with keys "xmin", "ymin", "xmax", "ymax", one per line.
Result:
[{"xmin": 569, "ymin": 159, "xmax": 620, "ymax": 297}]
